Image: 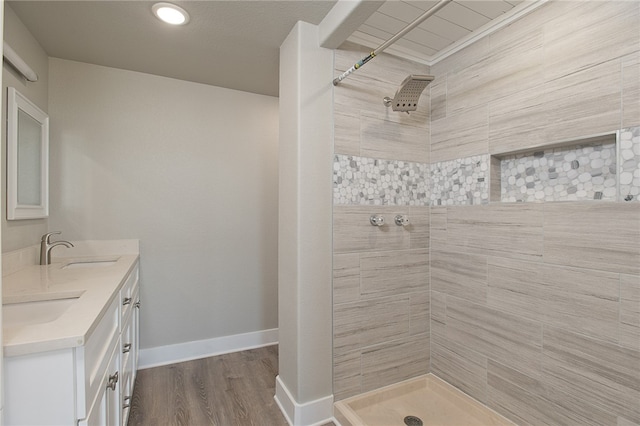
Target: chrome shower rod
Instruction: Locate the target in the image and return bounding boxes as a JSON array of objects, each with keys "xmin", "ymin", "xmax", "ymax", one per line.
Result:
[{"xmin": 332, "ymin": 0, "xmax": 453, "ymax": 86}]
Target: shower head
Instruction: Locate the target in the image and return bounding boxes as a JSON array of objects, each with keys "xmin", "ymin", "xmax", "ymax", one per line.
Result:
[{"xmin": 383, "ymin": 74, "xmax": 434, "ymax": 113}]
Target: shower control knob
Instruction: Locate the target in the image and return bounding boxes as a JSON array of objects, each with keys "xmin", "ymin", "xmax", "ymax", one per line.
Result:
[
  {"xmin": 395, "ymin": 215, "xmax": 410, "ymax": 226},
  {"xmin": 370, "ymin": 215, "xmax": 385, "ymax": 227}
]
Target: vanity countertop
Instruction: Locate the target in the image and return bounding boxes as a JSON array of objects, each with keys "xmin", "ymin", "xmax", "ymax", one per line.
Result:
[{"xmin": 2, "ymin": 253, "xmax": 139, "ymax": 357}]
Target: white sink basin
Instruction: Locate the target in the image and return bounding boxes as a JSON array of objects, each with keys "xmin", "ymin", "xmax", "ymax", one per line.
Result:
[
  {"xmin": 3, "ymin": 298, "xmax": 79, "ymax": 327},
  {"xmin": 62, "ymin": 259, "xmax": 118, "ymax": 269}
]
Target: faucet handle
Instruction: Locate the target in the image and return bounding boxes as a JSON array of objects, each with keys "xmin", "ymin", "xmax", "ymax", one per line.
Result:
[{"xmin": 41, "ymin": 231, "xmax": 61, "ymax": 243}]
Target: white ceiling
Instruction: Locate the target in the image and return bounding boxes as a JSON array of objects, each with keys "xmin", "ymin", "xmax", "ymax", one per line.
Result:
[{"xmin": 8, "ymin": 0, "xmax": 532, "ymax": 97}]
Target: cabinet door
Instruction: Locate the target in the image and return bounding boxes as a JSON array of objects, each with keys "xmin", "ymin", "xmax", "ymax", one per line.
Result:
[
  {"xmin": 105, "ymin": 354, "xmax": 121, "ymax": 426},
  {"xmin": 80, "ymin": 344, "xmax": 120, "ymax": 426}
]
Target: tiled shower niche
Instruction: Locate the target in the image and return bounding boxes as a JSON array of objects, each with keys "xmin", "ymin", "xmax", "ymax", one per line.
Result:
[{"xmin": 491, "ymin": 134, "xmax": 620, "ymax": 203}]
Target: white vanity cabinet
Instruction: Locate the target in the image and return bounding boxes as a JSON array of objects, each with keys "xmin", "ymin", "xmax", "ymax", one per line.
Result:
[{"xmin": 4, "ymin": 260, "xmax": 140, "ymax": 426}]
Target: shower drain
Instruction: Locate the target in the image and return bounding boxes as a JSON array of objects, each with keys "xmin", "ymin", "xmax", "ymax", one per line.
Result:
[{"xmin": 404, "ymin": 415, "xmax": 423, "ymax": 426}]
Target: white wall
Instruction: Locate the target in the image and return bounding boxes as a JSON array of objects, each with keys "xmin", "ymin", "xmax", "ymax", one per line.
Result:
[
  {"xmin": 48, "ymin": 58, "xmax": 279, "ymax": 350},
  {"xmin": 2, "ymin": 4, "xmax": 48, "ymax": 252}
]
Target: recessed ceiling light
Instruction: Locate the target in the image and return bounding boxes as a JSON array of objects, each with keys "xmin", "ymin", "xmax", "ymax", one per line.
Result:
[{"xmin": 152, "ymin": 2, "xmax": 190, "ymax": 25}]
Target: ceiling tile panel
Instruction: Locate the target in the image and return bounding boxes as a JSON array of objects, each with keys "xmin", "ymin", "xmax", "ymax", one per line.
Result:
[
  {"xmin": 378, "ymin": 1, "xmax": 425, "ymax": 22},
  {"xmin": 434, "ymin": 2, "xmax": 493, "ymax": 30},
  {"xmin": 457, "ymin": 1, "xmax": 515, "ymax": 19},
  {"xmin": 346, "ymin": 0, "xmax": 531, "ymax": 66},
  {"xmin": 417, "ymin": 16, "xmax": 472, "ymax": 42},
  {"xmin": 356, "ymin": 25, "xmax": 440, "ymax": 56}
]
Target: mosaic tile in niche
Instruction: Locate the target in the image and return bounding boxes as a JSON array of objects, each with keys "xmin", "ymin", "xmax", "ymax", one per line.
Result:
[
  {"xmin": 333, "ymin": 154, "xmax": 430, "ymax": 206},
  {"xmin": 619, "ymin": 127, "xmax": 640, "ymax": 202},
  {"xmin": 500, "ymin": 142, "xmax": 617, "ymax": 202},
  {"xmin": 430, "ymin": 155, "xmax": 489, "ymax": 206}
]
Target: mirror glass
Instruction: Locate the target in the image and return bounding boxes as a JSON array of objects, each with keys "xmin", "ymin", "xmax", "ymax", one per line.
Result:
[
  {"xmin": 7, "ymin": 87, "xmax": 49, "ymax": 220},
  {"xmin": 17, "ymin": 109, "xmax": 43, "ymax": 205}
]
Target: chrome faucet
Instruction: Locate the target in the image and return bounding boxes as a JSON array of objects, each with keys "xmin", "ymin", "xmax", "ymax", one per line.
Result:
[{"xmin": 40, "ymin": 232, "xmax": 74, "ymax": 265}]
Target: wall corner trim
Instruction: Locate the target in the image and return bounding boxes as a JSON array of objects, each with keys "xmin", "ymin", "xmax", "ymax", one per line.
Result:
[
  {"xmin": 137, "ymin": 328, "xmax": 278, "ymax": 369},
  {"xmin": 275, "ymin": 375, "xmax": 335, "ymax": 426}
]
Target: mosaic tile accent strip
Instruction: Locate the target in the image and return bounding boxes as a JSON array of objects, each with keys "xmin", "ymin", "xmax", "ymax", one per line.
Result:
[
  {"xmin": 430, "ymin": 155, "xmax": 489, "ymax": 206},
  {"xmin": 333, "ymin": 155, "xmax": 430, "ymax": 206},
  {"xmin": 619, "ymin": 127, "xmax": 640, "ymax": 202},
  {"xmin": 500, "ymin": 142, "xmax": 617, "ymax": 202}
]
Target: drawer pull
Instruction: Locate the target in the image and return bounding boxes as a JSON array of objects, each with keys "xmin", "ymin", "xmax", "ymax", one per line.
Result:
[
  {"xmin": 134, "ymin": 300, "xmax": 141, "ymax": 309},
  {"xmin": 123, "ymin": 343, "xmax": 132, "ymax": 353},
  {"xmin": 123, "ymin": 297, "xmax": 132, "ymax": 306},
  {"xmin": 107, "ymin": 372, "xmax": 119, "ymax": 391}
]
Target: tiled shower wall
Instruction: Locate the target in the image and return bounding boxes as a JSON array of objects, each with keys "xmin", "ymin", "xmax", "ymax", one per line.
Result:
[
  {"xmin": 332, "ymin": 42, "xmax": 431, "ymax": 400},
  {"xmin": 333, "ymin": 3, "xmax": 640, "ymax": 423},
  {"xmin": 429, "ymin": 2, "xmax": 640, "ymax": 425}
]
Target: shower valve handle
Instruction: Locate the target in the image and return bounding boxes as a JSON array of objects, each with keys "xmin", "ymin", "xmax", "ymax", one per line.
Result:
[
  {"xmin": 395, "ymin": 215, "xmax": 410, "ymax": 226},
  {"xmin": 370, "ymin": 215, "xmax": 385, "ymax": 227}
]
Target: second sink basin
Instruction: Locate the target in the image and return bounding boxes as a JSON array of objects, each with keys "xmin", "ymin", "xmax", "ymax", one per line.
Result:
[
  {"xmin": 62, "ymin": 259, "xmax": 118, "ymax": 269},
  {"xmin": 3, "ymin": 298, "xmax": 79, "ymax": 328}
]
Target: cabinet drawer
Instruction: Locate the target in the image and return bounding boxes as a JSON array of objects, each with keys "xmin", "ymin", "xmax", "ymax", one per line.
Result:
[
  {"xmin": 76, "ymin": 296, "xmax": 119, "ymax": 419},
  {"xmin": 120, "ymin": 263, "xmax": 139, "ymax": 331}
]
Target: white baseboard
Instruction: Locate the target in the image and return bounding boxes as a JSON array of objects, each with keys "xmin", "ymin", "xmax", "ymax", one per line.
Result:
[
  {"xmin": 275, "ymin": 375, "xmax": 334, "ymax": 426},
  {"xmin": 138, "ymin": 328, "xmax": 278, "ymax": 369}
]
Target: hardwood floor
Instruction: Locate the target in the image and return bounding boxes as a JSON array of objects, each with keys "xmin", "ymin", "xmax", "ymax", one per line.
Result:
[{"xmin": 128, "ymin": 345, "xmax": 289, "ymax": 426}]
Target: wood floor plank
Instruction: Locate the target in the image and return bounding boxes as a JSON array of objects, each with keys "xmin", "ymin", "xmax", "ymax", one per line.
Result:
[{"xmin": 128, "ymin": 345, "xmax": 289, "ymax": 426}]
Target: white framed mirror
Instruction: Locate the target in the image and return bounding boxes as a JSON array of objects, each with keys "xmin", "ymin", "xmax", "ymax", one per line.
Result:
[{"xmin": 7, "ymin": 87, "xmax": 49, "ymax": 220}]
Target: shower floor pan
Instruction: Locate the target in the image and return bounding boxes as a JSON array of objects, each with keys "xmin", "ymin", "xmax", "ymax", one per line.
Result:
[{"xmin": 334, "ymin": 374, "xmax": 514, "ymax": 426}]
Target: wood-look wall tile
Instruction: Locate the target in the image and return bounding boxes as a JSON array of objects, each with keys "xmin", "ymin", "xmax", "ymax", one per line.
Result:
[
  {"xmin": 620, "ymin": 274, "xmax": 640, "ymax": 350},
  {"xmin": 487, "ymin": 257, "xmax": 620, "ymax": 344},
  {"xmin": 334, "ymin": 112, "xmax": 361, "ymax": 156},
  {"xmin": 544, "ymin": 60, "xmax": 622, "ymax": 142},
  {"xmin": 618, "ymin": 416, "xmax": 640, "ymax": 426},
  {"xmin": 430, "ymin": 105, "xmax": 488, "ymax": 163},
  {"xmin": 446, "ymin": 296, "xmax": 543, "ymax": 378},
  {"xmin": 448, "ymin": 27, "xmax": 543, "ymax": 116},
  {"xmin": 445, "ymin": 55, "xmax": 492, "ymax": 115},
  {"xmin": 431, "ymin": 250, "xmax": 487, "ymax": 304},
  {"xmin": 333, "ymin": 253, "xmax": 360, "ymax": 304},
  {"xmin": 543, "ymin": 202, "xmax": 640, "ymax": 275},
  {"xmin": 334, "ymin": 295, "xmax": 410, "ymax": 354},
  {"xmin": 360, "ymin": 114, "xmax": 429, "ymax": 163},
  {"xmin": 334, "ymin": 77, "xmax": 389, "ymax": 123},
  {"xmin": 333, "ymin": 350, "xmax": 362, "ymax": 401},
  {"xmin": 431, "ymin": 340, "xmax": 487, "ymax": 403},
  {"xmin": 487, "ymin": 359, "xmax": 617, "ymax": 426},
  {"xmin": 446, "ymin": 204, "xmax": 544, "ymax": 261},
  {"xmin": 361, "ymin": 333, "xmax": 429, "ymax": 392},
  {"xmin": 430, "ymin": 74, "xmax": 447, "ymax": 121},
  {"xmin": 543, "ymin": 1, "xmax": 639, "ymax": 82},
  {"xmin": 429, "ymin": 206, "xmax": 447, "ymax": 250},
  {"xmin": 431, "ymin": 290, "xmax": 447, "ymax": 340},
  {"xmin": 623, "ymin": 52, "xmax": 640, "ymax": 128},
  {"xmin": 542, "ymin": 326, "xmax": 640, "ymax": 424},
  {"xmin": 409, "ymin": 291, "xmax": 429, "ymax": 335},
  {"xmin": 430, "ymin": 36, "xmax": 492, "ymax": 77},
  {"xmin": 333, "ymin": 206, "xmax": 409, "ymax": 253},
  {"xmin": 488, "ymin": 85, "xmax": 547, "ymax": 155},
  {"xmin": 408, "ymin": 206, "xmax": 430, "ymax": 249},
  {"xmin": 360, "ymin": 249, "xmax": 429, "ymax": 297}
]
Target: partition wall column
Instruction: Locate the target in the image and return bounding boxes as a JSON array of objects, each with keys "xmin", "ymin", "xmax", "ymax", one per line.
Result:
[{"xmin": 276, "ymin": 21, "xmax": 334, "ymax": 426}]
